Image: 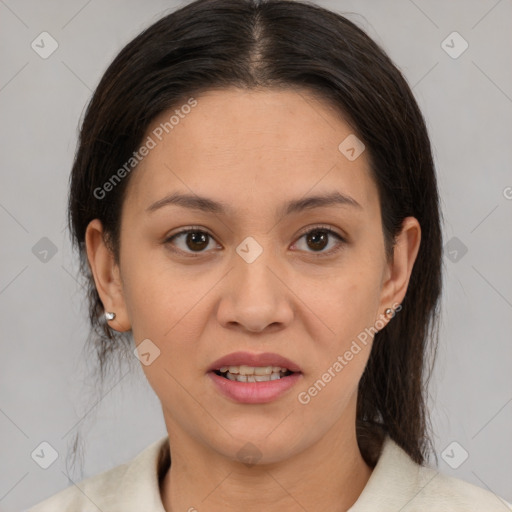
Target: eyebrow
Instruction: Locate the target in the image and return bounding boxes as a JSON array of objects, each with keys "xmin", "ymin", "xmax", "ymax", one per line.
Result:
[{"xmin": 146, "ymin": 190, "xmax": 362, "ymax": 217}]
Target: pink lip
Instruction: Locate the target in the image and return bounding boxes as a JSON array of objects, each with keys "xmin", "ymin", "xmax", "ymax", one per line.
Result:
[
  {"xmin": 208, "ymin": 351, "xmax": 302, "ymax": 373},
  {"xmin": 207, "ymin": 351, "xmax": 302, "ymax": 404},
  {"xmin": 208, "ymin": 371, "xmax": 302, "ymax": 404}
]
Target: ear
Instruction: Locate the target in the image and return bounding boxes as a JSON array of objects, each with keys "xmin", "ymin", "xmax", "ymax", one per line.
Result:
[
  {"xmin": 85, "ymin": 219, "xmax": 131, "ymax": 332},
  {"xmin": 377, "ymin": 216, "xmax": 421, "ymax": 320}
]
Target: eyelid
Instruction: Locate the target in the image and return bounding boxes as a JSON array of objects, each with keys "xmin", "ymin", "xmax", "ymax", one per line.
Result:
[
  {"xmin": 165, "ymin": 225, "xmax": 215, "ymax": 243},
  {"xmin": 295, "ymin": 223, "xmax": 346, "ymax": 242}
]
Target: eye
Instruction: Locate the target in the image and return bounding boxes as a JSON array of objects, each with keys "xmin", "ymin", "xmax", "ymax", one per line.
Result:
[
  {"xmin": 164, "ymin": 226, "xmax": 218, "ymax": 256},
  {"xmin": 292, "ymin": 225, "xmax": 346, "ymax": 257}
]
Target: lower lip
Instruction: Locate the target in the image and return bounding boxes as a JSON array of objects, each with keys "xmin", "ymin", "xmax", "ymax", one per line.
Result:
[{"xmin": 208, "ymin": 371, "xmax": 302, "ymax": 404}]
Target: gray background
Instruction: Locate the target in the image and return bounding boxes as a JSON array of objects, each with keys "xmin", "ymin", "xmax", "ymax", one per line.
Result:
[{"xmin": 1, "ymin": 0, "xmax": 511, "ymax": 510}]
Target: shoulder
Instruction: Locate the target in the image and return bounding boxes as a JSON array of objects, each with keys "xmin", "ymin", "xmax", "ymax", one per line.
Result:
[
  {"xmin": 350, "ymin": 436, "xmax": 512, "ymax": 512},
  {"xmin": 26, "ymin": 436, "xmax": 169, "ymax": 512},
  {"xmin": 26, "ymin": 460, "xmax": 130, "ymax": 512},
  {"xmin": 413, "ymin": 465, "xmax": 512, "ymax": 511}
]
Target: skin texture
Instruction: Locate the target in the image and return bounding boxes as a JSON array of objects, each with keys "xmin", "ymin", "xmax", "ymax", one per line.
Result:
[{"xmin": 85, "ymin": 87, "xmax": 421, "ymax": 511}]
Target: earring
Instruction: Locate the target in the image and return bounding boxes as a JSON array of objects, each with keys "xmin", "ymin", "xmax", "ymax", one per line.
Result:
[
  {"xmin": 384, "ymin": 308, "xmax": 394, "ymax": 318},
  {"xmin": 105, "ymin": 311, "xmax": 116, "ymax": 321}
]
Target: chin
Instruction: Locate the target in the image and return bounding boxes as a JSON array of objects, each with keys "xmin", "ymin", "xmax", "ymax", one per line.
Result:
[{"xmin": 207, "ymin": 428, "xmax": 305, "ymax": 466}]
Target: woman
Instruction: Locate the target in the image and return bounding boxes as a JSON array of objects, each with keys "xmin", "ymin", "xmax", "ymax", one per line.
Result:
[{"xmin": 27, "ymin": 0, "xmax": 511, "ymax": 510}]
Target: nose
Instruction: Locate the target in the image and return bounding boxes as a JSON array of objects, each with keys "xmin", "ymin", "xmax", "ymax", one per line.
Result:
[{"xmin": 216, "ymin": 242, "xmax": 294, "ymax": 333}]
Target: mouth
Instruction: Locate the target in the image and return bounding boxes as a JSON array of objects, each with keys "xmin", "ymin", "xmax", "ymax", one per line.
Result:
[
  {"xmin": 207, "ymin": 352, "xmax": 303, "ymax": 404},
  {"xmin": 207, "ymin": 352, "xmax": 302, "ymax": 404},
  {"xmin": 213, "ymin": 365, "xmax": 295, "ymax": 382}
]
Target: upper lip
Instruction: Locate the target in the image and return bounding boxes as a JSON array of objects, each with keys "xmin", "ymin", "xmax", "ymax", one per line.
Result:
[{"xmin": 208, "ymin": 351, "xmax": 302, "ymax": 373}]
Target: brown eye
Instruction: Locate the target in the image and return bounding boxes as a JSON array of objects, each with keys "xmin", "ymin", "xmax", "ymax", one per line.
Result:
[
  {"xmin": 293, "ymin": 226, "xmax": 346, "ymax": 256},
  {"xmin": 165, "ymin": 229, "xmax": 216, "ymax": 254},
  {"xmin": 306, "ymin": 230, "xmax": 329, "ymax": 251}
]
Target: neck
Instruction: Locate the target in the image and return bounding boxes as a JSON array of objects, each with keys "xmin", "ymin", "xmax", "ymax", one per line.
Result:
[{"xmin": 160, "ymin": 416, "xmax": 373, "ymax": 512}]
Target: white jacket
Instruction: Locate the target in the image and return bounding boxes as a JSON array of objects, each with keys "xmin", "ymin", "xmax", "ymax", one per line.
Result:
[{"xmin": 26, "ymin": 435, "xmax": 512, "ymax": 511}]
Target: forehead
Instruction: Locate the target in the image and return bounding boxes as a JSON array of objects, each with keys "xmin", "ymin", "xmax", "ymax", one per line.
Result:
[{"xmin": 124, "ymin": 87, "xmax": 378, "ymax": 216}]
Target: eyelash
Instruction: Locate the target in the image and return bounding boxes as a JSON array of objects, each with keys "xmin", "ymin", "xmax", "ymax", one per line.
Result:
[{"xmin": 164, "ymin": 224, "xmax": 346, "ymax": 258}]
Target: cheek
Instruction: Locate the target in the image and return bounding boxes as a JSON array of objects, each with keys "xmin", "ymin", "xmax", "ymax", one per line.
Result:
[
  {"xmin": 121, "ymin": 260, "xmax": 207, "ymax": 413},
  {"xmin": 295, "ymin": 280, "xmax": 378, "ymax": 429},
  {"xmin": 301, "ymin": 277, "xmax": 377, "ymax": 389},
  {"xmin": 120, "ymin": 249, "xmax": 213, "ymax": 382},
  {"xmin": 313, "ymin": 263, "xmax": 383, "ymax": 344},
  {"xmin": 120, "ymin": 246, "xmax": 203, "ymax": 338}
]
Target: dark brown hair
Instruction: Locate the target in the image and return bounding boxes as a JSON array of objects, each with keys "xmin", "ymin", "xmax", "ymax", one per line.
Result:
[{"xmin": 68, "ymin": 0, "xmax": 442, "ymax": 468}]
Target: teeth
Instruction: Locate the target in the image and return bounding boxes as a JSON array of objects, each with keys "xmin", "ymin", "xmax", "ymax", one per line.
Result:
[
  {"xmin": 219, "ymin": 365, "xmax": 289, "ymax": 375},
  {"xmin": 239, "ymin": 365, "xmax": 254, "ymax": 375},
  {"xmin": 216, "ymin": 364, "xmax": 293, "ymax": 382},
  {"xmin": 254, "ymin": 366, "xmax": 273, "ymax": 376},
  {"xmin": 226, "ymin": 371, "xmax": 285, "ymax": 382}
]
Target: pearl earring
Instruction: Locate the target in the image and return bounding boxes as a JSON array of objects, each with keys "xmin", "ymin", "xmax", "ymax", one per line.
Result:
[{"xmin": 105, "ymin": 312, "xmax": 116, "ymax": 321}]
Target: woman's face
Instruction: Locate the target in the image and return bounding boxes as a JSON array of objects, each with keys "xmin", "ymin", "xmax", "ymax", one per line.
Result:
[{"xmin": 97, "ymin": 87, "xmax": 418, "ymax": 464}]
